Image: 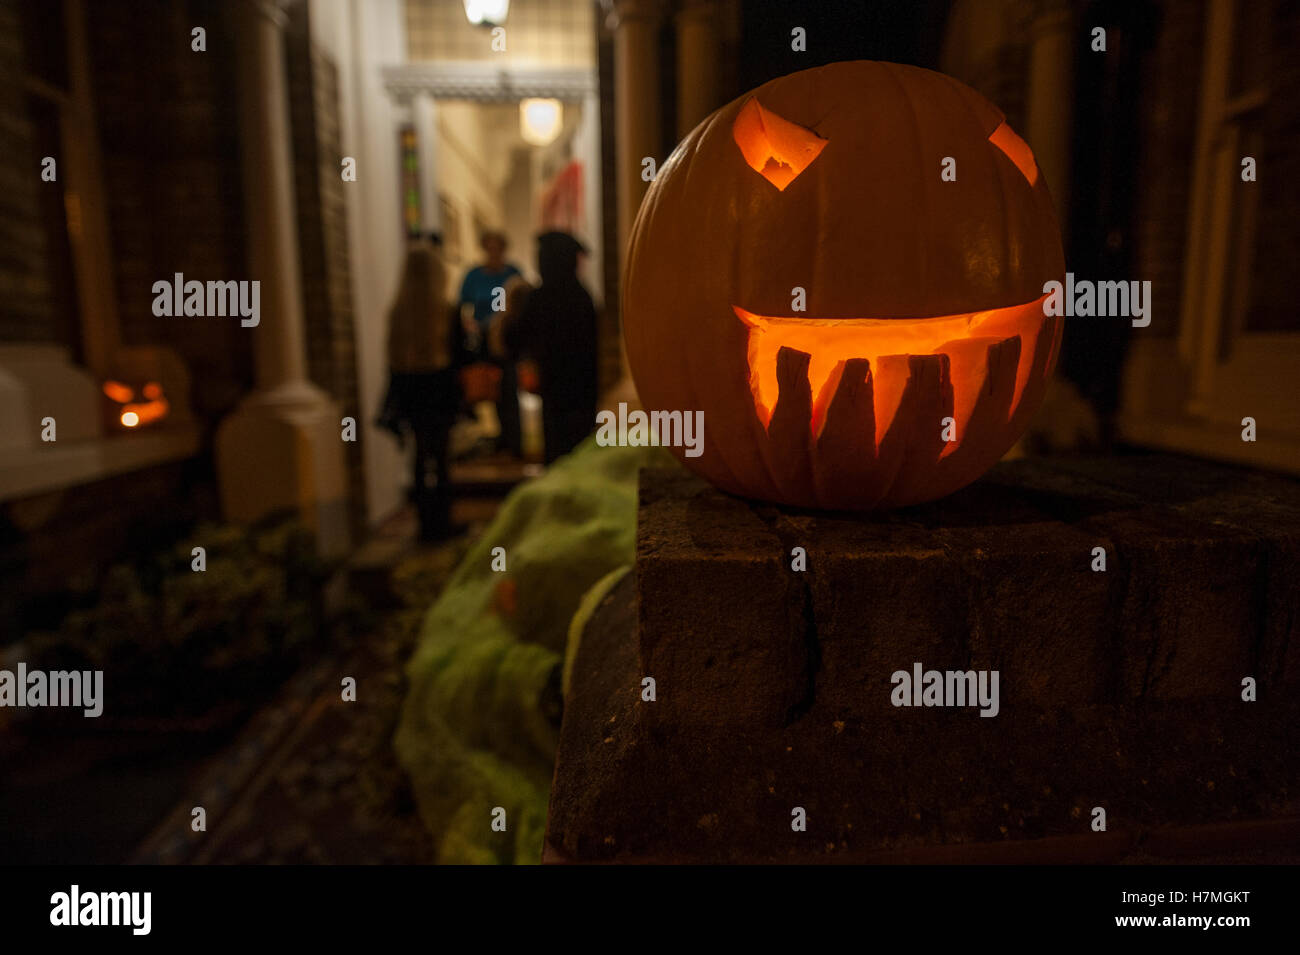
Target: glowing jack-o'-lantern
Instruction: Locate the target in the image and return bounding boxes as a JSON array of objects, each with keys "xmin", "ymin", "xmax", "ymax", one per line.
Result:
[
  {"xmin": 623, "ymin": 61, "xmax": 1065, "ymax": 509},
  {"xmin": 102, "ymin": 379, "xmax": 170, "ymax": 430}
]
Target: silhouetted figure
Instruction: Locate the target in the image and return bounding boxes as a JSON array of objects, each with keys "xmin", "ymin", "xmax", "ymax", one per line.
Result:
[
  {"xmin": 384, "ymin": 241, "xmax": 469, "ymax": 541},
  {"xmin": 488, "ymin": 274, "xmax": 533, "ymax": 366},
  {"xmin": 507, "ymin": 231, "xmax": 599, "ymax": 464},
  {"xmin": 459, "ymin": 230, "xmax": 523, "ymax": 457}
]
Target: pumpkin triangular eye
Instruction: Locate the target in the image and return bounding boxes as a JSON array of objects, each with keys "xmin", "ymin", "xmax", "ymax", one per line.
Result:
[
  {"xmin": 732, "ymin": 97, "xmax": 828, "ymax": 191},
  {"xmin": 988, "ymin": 121, "xmax": 1038, "ymax": 186}
]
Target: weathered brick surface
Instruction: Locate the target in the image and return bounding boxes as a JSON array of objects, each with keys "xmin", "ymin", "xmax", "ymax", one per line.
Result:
[
  {"xmin": 637, "ymin": 475, "xmax": 804, "ymax": 730},
  {"xmin": 550, "ymin": 454, "xmax": 1300, "ymax": 862},
  {"xmin": 550, "ymin": 569, "xmax": 1300, "ymax": 862},
  {"xmin": 637, "ymin": 456, "xmax": 1300, "ymax": 730}
]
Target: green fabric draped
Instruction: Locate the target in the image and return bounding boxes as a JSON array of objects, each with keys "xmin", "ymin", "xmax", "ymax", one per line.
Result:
[{"xmin": 395, "ymin": 436, "xmax": 674, "ymax": 864}]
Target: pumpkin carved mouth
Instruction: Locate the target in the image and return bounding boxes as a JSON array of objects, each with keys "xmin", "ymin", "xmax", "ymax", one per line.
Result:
[{"xmin": 734, "ymin": 292, "xmax": 1054, "ymax": 454}]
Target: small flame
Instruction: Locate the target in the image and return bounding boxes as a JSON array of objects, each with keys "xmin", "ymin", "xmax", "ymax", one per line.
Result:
[{"xmin": 121, "ymin": 410, "xmax": 140, "ymax": 428}]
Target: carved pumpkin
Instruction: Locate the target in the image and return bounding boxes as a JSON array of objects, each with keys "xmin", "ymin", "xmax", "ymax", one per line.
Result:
[
  {"xmin": 102, "ymin": 379, "xmax": 170, "ymax": 430},
  {"xmin": 623, "ymin": 61, "xmax": 1065, "ymax": 509}
]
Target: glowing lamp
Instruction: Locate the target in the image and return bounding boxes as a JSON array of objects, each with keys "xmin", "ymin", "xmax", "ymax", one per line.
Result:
[
  {"xmin": 622, "ymin": 61, "xmax": 1065, "ymax": 509},
  {"xmin": 520, "ymin": 98, "xmax": 562, "ymax": 147},
  {"xmin": 463, "ymin": 0, "xmax": 508, "ymax": 27}
]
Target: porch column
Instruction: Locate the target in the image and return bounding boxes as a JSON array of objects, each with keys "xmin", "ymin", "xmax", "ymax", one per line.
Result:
[
  {"xmin": 675, "ymin": 0, "xmax": 722, "ymax": 139},
  {"xmin": 612, "ymin": 0, "xmax": 667, "ymax": 265},
  {"xmin": 412, "ymin": 91, "xmax": 441, "ymax": 235},
  {"xmin": 215, "ymin": 0, "xmax": 349, "ymax": 556},
  {"xmin": 1024, "ymin": 0, "xmax": 1075, "ymax": 231}
]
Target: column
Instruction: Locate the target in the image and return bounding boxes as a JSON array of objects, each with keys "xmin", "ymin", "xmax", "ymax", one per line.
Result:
[
  {"xmin": 65, "ymin": 0, "xmax": 120, "ymax": 377},
  {"xmin": 216, "ymin": 0, "xmax": 350, "ymax": 556},
  {"xmin": 612, "ymin": 0, "xmax": 666, "ymax": 265},
  {"xmin": 578, "ymin": 88, "xmax": 604, "ymax": 304},
  {"xmin": 1024, "ymin": 0, "xmax": 1075, "ymax": 233},
  {"xmin": 412, "ymin": 91, "xmax": 441, "ymax": 235},
  {"xmin": 675, "ymin": 0, "xmax": 721, "ymax": 139}
]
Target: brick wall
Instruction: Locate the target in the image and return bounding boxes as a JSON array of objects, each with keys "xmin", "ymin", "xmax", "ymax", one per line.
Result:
[
  {"xmin": 0, "ymin": 0, "xmax": 56, "ymax": 344},
  {"xmin": 286, "ymin": 4, "xmax": 368, "ymax": 537},
  {"xmin": 87, "ymin": 0, "xmax": 253, "ymax": 422}
]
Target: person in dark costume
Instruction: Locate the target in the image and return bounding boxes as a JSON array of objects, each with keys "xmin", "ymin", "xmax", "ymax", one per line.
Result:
[
  {"xmin": 382, "ymin": 240, "xmax": 469, "ymax": 541},
  {"xmin": 506, "ymin": 231, "xmax": 599, "ymax": 464}
]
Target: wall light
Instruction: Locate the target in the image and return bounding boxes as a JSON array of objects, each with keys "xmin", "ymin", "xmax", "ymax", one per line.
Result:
[
  {"xmin": 520, "ymin": 98, "xmax": 563, "ymax": 146},
  {"xmin": 464, "ymin": 0, "xmax": 509, "ymax": 26}
]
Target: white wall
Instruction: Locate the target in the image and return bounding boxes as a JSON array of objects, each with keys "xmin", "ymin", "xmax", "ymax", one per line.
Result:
[
  {"xmin": 435, "ymin": 100, "xmax": 510, "ymax": 278},
  {"xmin": 528, "ymin": 99, "xmax": 602, "ymax": 302},
  {"xmin": 432, "ymin": 99, "xmax": 602, "ymax": 297},
  {"xmin": 311, "ymin": 0, "xmax": 408, "ymax": 526},
  {"xmin": 502, "ymin": 148, "xmax": 536, "ymax": 280}
]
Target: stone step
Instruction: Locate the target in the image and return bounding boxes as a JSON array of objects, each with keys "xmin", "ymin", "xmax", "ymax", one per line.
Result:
[{"xmin": 546, "ymin": 453, "xmax": 1300, "ymax": 862}]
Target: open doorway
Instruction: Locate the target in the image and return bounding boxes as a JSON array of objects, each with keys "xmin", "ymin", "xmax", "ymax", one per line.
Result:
[
  {"xmin": 377, "ymin": 0, "xmax": 604, "ymax": 541},
  {"xmin": 427, "ymin": 96, "xmax": 599, "ymax": 463}
]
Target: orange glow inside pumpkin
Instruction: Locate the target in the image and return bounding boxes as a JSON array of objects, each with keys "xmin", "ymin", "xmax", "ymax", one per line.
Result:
[
  {"xmin": 119, "ymin": 397, "xmax": 169, "ymax": 428},
  {"xmin": 988, "ymin": 121, "xmax": 1038, "ymax": 186},
  {"xmin": 735, "ymin": 292, "xmax": 1050, "ymax": 451},
  {"xmin": 102, "ymin": 380, "xmax": 134, "ymax": 403},
  {"xmin": 732, "ymin": 97, "xmax": 829, "ymax": 191},
  {"xmin": 104, "ymin": 379, "xmax": 170, "ymax": 429}
]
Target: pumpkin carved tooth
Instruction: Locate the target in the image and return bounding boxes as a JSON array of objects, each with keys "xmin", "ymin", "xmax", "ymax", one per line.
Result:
[{"xmin": 736, "ymin": 293, "xmax": 1050, "ymax": 451}]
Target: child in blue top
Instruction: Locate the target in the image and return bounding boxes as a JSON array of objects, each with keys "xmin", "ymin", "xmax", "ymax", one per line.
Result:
[{"xmin": 458, "ymin": 230, "xmax": 523, "ymax": 455}]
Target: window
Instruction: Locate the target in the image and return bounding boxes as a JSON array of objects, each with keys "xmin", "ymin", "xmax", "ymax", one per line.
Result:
[{"xmin": 1119, "ymin": 0, "xmax": 1300, "ymax": 474}]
